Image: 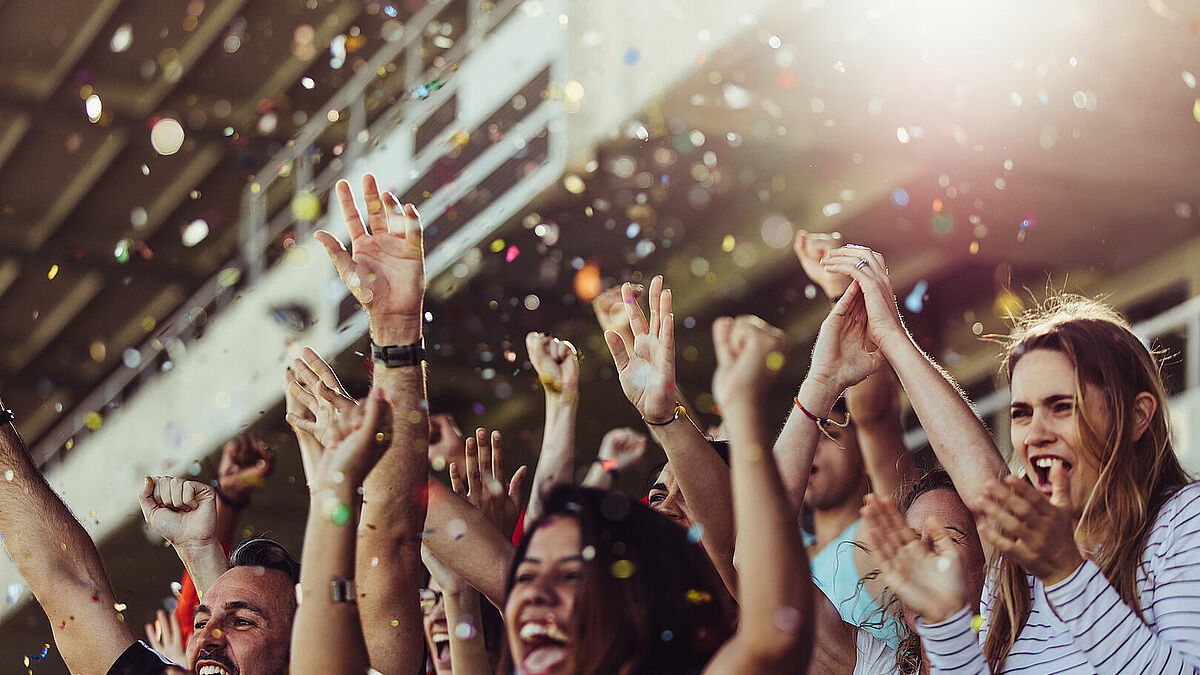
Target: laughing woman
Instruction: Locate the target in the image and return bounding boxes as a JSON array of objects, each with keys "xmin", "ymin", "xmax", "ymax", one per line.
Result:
[{"xmin": 822, "ymin": 245, "xmax": 1200, "ymax": 674}]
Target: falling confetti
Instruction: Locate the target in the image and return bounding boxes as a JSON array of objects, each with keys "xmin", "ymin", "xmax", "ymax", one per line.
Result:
[{"xmin": 150, "ymin": 118, "xmax": 185, "ymax": 155}]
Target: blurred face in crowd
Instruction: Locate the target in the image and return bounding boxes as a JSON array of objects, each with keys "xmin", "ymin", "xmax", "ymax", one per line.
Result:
[
  {"xmin": 1009, "ymin": 349, "xmax": 1106, "ymax": 518},
  {"xmin": 188, "ymin": 566, "xmax": 294, "ymax": 675},
  {"xmin": 422, "ymin": 577, "xmax": 452, "ymax": 674},
  {"xmin": 803, "ymin": 425, "xmax": 865, "ymax": 511},
  {"xmin": 647, "ymin": 463, "xmax": 693, "ymax": 530},
  {"xmin": 505, "ymin": 516, "xmax": 582, "ymax": 675},
  {"xmin": 899, "ymin": 488, "xmax": 986, "ymax": 630}
]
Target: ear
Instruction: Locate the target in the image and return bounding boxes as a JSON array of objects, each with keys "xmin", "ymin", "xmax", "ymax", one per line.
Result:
[{"xmin": 1130, "ymin": 391, "xmax": 1157, "ymax": 442}]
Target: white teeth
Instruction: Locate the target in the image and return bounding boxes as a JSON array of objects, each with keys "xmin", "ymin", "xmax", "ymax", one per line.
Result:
[
  {"xmin": 433, "ymin": 634, "xmax": 450, "ymax": 645},
  {"xmin": 520, "ymin": 621, "xmax": 568, "ymax": 643},
  {"xmin": 1036, "ymin": 457, "xmax": 1055, "ymax": 468},
  {"xmin": 199, "ymin": 666, "xmax": 231, "ymax": 675}
]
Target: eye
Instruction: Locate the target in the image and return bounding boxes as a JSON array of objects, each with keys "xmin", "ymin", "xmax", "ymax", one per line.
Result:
[
  {"xmin": 1010, "ymin": 408, "xmax": 1030, "ymax": 420},
  {"xmin": 516, "ymin": 572, "xmax": 537, "ymax": 584},
  {"xmin": 235, "ymin": 618, "xmax": 256, "ymax": 627},
  {"xmin": 648, "ymin": 492, "xmax": 666, "ymax": 506},
  {"xmin": 194, "ymin": 620, "xmax": 207, "ymax": 630},
  {"xmin": 563, "ymin": 570, "xmax": 583, "ymax": 582},
  {"xmin": 1053, "ymin": 401, "xmax": 1075, "ymax": 414}
]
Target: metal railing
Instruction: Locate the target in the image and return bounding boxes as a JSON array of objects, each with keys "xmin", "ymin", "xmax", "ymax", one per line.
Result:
[{"xmin": 31, "ymin": 0, "xmax": 525, "ymax": 467}]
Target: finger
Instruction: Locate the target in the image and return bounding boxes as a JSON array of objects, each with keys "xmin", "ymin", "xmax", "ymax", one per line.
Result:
[
  {"xmin": 711, "ymin": 316, "xmax": 734, "ymax": 367},
  {"xmin": 465, "ymin": 434, "xmax": 482, "ymax": 498},
  {"xmin": 314, "ymin": 230, "xmax": 353, "ymax": 280},
  {"xmin": 403, "ymin": 202, "xmax": 424, "ymax": 248},
  {"xmin": 301, "ymin": 347, "xmax": 345, "ymax": 394},
  {"xmin": 928, "ymin": 516, "xmax": 958, "ymax": 558},
  {"xmin": 648, "ymin": 275, "xmax": 662, "ymax": 339},
  {"xmin": 182, "ymin": 481, "xmax": 198, "ymax": 509},
  {"xmin": 491, "ymin": 430, "xmax": 504, "ymax": 483},
  {"xmin": 138, "ymin": 476, "xmax": 157, "ymax": 519},
  {"xmin": 169, "ymin": 477, "xmax": 185, "ymax": 508},
  {"xmin": 145, "ymin": 620, "xmax": 160, "ymax": 644},
  {"xmin": 622, "ymin": 282, "xmax": 650, "ymax": 336},
  {"xmin": 661, "ymin": 287, "xmax": 674, "ymax": 344},
  {"xmin": 287, "ymin": 379, "xmax": 318, "ymax": 414},
  {"xmin": 335, "ymin": 179, "xmax": 367, "ymax": 241},
  {"xmin": 362, "ymin": 173, "xmax": 387, "ymax": 236},
  {"xmin": 1049, "ymin": 461, "xmax": 1072, "ymax": 511},
  {"xmin": 291, "ymin": 355, "xmax": 320, "ymax": 388},
  {"xmin": 157, "ymin": 609, "xmax": 174, "ymax": 643},
  {"xmin": 449, "ymin": 461, "xmax": 466, "ymax": 496},
  {"xmin": 475, "ymin": 427, "xmax": 492, "ymax": 478},
  {"xmin": 508, "ymin": 465, "xmax": 528, "ymax": 502},
  {"xmin": 994, "ymin": 477, "xmax": 1041, "ymax": 518},
  {"xmin": 286, "ymin": 412, "xmax": 318, "ymax": 437},
  {"xmin": 381, "ymin": 191, "xmax": 401, "ymax": 234},
  {"xmin": 604, "ymin": 329, "xmax": 631, "ymax": 371},
  {"xmin": 979, "ymin": 494, "xmax": 1025, "ymax": 538}
]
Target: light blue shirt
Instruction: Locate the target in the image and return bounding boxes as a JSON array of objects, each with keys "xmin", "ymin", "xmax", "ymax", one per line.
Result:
[{"xmin": 805, "ymin": 519, "xmax": 905, "ymax": 649}]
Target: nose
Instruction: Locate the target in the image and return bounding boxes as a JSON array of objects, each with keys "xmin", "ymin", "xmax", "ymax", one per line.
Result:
[
  {"xmin": 658, "ymin": 492, "xmax": 687, "ymax": 522},
  {"xmin": 1024, "ymin": 409, "xmax": 1056, "ymax": 449},
  {"xmin": 194, "ymin": 619, "xmax": 228, "ymax": 654},
  {"xmin": 525, "ymin": 576, "xmax": 559, "ymax": 608}
]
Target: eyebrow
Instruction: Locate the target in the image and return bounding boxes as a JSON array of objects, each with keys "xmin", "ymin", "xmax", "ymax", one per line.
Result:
[
  {"xmin": 943, "ymin": 526, "xmax": 969, "ymax": 538},
  {"xmin": 650, "ymin": 483, "xmax": 667, "ymax": 491},
  {"xmin": 1011, "ymin": 394, "xmax": 1075, "ymax": 408},
  {"xmin": 225, "ymin": 600, "xmax": 266, "ymax": 617}
]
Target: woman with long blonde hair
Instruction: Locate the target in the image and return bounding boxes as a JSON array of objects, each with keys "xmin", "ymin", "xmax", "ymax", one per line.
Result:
[{"xmin": 822, "ymin": 245, "xmax": 1200, "ymax": 674}]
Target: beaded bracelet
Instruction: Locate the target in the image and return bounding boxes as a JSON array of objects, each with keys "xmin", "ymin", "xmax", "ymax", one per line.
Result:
[{"xmin": 793, "ymin": 397, "xmax": 851, "ymax": 449}]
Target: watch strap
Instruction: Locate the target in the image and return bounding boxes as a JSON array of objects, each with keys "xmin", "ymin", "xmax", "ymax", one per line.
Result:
[{"xmin": 370, "ymin": 339, "xmax": 426, "ymax": 368}]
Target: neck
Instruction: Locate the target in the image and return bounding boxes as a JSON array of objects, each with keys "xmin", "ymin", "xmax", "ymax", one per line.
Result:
[{"xmin": 810, "ymin": 496, "xmax": 862, "ymax": 551}]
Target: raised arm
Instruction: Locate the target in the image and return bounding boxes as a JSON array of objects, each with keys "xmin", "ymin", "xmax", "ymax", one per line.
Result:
[
  {"xmin": 524, "ymin": 333, "xmax": 580, "ymax": 527},
  {"xmin": 845, "ymin": 367, "xmax": 917, "ymax": 499},
  {"xmin": 0, "ymin": 403, "xmax": 137, "ymax": 673},
  {"xmin": 139, "ymin": 476, "xmax": 228, "ymax": 595},
  {"xmin": 704, "ymin": 316, "xmax": 813, "ymax": 674},
  {"xmin": 292, "ymin": 388, "xmax": 391, "ymax": 675},
  {"xmin": 821, "ymin": 247, "xmax": 1007, "ymax": 509},
  {"xmin": 581, "ymin": 427, "xmax": 648, "ymax": 489},
  {"xmin": 315, "ymin": 173, "xmax": 428, "ymax": 674},
  {"xmin": 604, "ymin": 275, "xmax": 738, "ymax": 596},
  {"xmin": 421, "ymin": 546, "xmax": 492, "ymax": 675}
]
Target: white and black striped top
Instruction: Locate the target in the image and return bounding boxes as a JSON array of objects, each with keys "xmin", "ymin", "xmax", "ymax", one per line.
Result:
[{"xmin": 916, "ymin": 481, "xmax": 1200, "ymax": 674}]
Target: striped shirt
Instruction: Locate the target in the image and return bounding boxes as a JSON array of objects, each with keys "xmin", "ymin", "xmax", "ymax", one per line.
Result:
[{"xmin": 916, "ymin": 481, "xmax": 1200, "ymax": 674}]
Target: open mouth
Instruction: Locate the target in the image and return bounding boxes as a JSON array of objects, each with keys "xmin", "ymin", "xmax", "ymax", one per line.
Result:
[
  {"xmin": 432, "ymin": 633, "xmax": 450, "ymax": 664},
  {"xmin": 519, "ymin": 620, "xmax": 569, "ymax": 675},
  {"xmin": 1030, "ymin": 455, "xmax": 1072, "ymax": 491},
  {"xmin": 196, "ymin": 663, "xmax": 236, "ymax": 675}
]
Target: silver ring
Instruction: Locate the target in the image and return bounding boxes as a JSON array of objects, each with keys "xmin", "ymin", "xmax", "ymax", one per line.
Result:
[{"xmin": 855, "ymin": 258, "xmax": 869, "ymax": 270}]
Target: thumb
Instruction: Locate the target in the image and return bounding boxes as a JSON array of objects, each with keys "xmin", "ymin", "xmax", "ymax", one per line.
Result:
[
  {"xmin": 138, "ymin": 476, "xmax": 157, "ymax": 520},
  {"xmin": 314, "ymin": 230, "xmax": 352, "ymax": 279},
  {"xmin": 604, "ymin": 330, "xmax": 630, "ymax": 371},
  {"xmin": 927, "ymin": 516, "xmax": 956, "ymax": 558},
  {"xmin": 1049, "ymin": 460, "xmax": 1072, "ymax": 510},
  {"xmin": 508, "ymin": 465, "xmax": 528, "ymax": 503}
]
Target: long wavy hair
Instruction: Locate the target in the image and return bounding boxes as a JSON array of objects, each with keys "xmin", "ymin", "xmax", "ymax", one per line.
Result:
[
  {"xmin": 503, "ymin": 485, "xmax": 735, "ymax": 675},
  {"xmin": 982, "ymin": 295, "xmax": 1191, "ymax": 669}
]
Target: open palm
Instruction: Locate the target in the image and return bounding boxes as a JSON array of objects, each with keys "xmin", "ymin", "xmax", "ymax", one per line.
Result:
[
  {"xmin": 315, "ymin": 174, "xmax": 425, "ymax": 322},
  {"xmin": 603, "ymin": 275, "xmax": 677, "ymax": 421}
]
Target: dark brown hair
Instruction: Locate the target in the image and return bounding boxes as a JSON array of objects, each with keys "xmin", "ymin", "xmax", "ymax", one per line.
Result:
[{"xmin": 505, "ymin": 485, "xmax": 735, "ymax": 674}]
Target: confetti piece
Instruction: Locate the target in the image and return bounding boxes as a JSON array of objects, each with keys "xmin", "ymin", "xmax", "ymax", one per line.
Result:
[
  {"xmin": 611, "ymin": 559, "xmax": 636, "ymax": 578},
  {"xmin": 505, "ymin": 245, "xmax": 520, "ymax": 262},
  {"xmin": 291, "ymin": 192, "xmax": 321, "ymax": 221}
]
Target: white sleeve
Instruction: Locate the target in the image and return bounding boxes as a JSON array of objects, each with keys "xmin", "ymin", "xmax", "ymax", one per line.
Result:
[
  {"xmin": 853, "ymin": 630, "xmax": 899, "ymax": 675},
  {"xmin": 915, "ymin": 607, "xmax": 992, "ymax": 675}
]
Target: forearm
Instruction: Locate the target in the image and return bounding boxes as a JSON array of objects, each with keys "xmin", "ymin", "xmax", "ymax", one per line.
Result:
[
  {"xmin": 650, "ymin": 417, "xmax": 738, "ymax": 596},
  {"xmin": 525, "ymin": 395, "xmax": 577, "ymax": 525},
  {"xmin": 214, "ymin": 500, "xmax": 242, "ymax": 544},
  {"xmin": 773, "ymin": 378, "xmax": 843, "ymax": 513},
  {"xmin": 423, "ymin": 477, "xmax": 515, "ymax": 607},
  {"xmin": 725, "ymin": 400, "xmax": 813, "ymax": 664},
  {"xmin": 443, "ymin": 589, "xmax": 491, "ymax": 675},
  {"xmin": 844, "ymin": 367, "xmax": 916, "ymax": 500},
  {"xmin": 356, "ymin": 317, "xmax": 428, "ymax": 674},
  {"xmin": 293, "ymin": 487, "xmax": 368, "ymax": 675},
  {"xmin": 0, "ymin": 415, "xmax": 135, "ymax": 671},
  {"xmin": 173, "ymin": 540, "xmax": 230, "ymax": 596},
  {"xmin": 880, "ymin": 335, "xmax": 1006, "ymax": 507},
  {"xmin": 580, "ymin": 461, "xmax": 614, "ymax": 489}
]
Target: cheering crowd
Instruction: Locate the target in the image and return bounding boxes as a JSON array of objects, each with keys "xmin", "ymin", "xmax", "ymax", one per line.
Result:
[{"xmin": 2, "ymin": 172, "xmax": 1199, "ymax": 675}]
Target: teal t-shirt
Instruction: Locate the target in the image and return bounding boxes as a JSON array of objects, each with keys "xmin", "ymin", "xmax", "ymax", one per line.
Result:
[{"xmin": 805, "ymin": 519, "xmax": 904, "ymax": 649}]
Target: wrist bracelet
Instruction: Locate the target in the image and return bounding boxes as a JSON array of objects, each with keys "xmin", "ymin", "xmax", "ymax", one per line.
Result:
[
  {"xmin": 370, "ymin": 338, "xmax": 426, "ymax": 368},
  {"xmin": 330, "ymin": 578, "xmax": 357, "ymax": 604},
  {"xmin": 211, "ymin": 482, "xmax": 251, "ymax": 509},
  {"xmin": 793, "ymin": 397, "xmax": 851, "ymax": 449},
  {"xmin": 0, "ymin": 409, "xmax": 14, "ymax": 426},
  {"xmin": 597, "ymin": 458, "xmax": 619, "ymax": 475},
  {"xmin": 643, "ymin": 404, "xmax": 686, "ymax": 427}
]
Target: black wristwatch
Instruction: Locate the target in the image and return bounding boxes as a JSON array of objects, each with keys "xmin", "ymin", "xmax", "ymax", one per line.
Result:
[
  {"xmin": 370, "ymin": 339, "xmax": 426, "ymax": 368},
  {"xmin": 0, "ymin": 409, "xmax": 14, "ymax": 426}
]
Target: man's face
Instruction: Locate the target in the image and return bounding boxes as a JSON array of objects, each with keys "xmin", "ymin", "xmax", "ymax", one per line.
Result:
[
  {"xmin": 187, "ymin": 566, "xmax": 294, "ymax": 675},
  {"xmin": 803, "ymin": 428, "xmax": 865, "ymax": 512}
]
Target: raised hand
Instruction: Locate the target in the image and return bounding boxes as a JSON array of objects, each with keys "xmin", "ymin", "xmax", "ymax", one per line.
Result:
[
  {"xmin": 216, "ymin": 432, "xmax": 275, "ymax": 504},
  {"xmin": 711, "ymin": 314, "xmax": 787, "ymax": 408},
  {"xmin": 596, "ymin": 427, "xmax": 648, "ymax": 474},
  {"xmin": 429, "ymin": 413, "xmax": 466, "ymax": 472},
  {"xmin": 308, "ymin": 387, "xmax": 392, "ymax": 495},
  {"xmin": 794, "ymin": 230, "xmax": 851, "ymax": 300},
  {"xmin": 592, "ymin": 282, "xmax": 644, "ymax": 339},
  {"xmin": 819, "ymin": 246, "xmax": 909, "ymax": 353},
  {"xmin": 449, "ymin": 428, "xmax": 526, "ymax": 538},
  {"xmin": 860, "ymin": 494, "xmax": 967, "ymax": 624},
  {"xmin": 604, "ymin": 275, "xmax": 678, "ymax": 422},
  {"xmin": 526, "ymin": 332, "xmax": 580, "ymax": 398},
  {"xmin": 145, "ymin": 608, "xmax": 186, "ymax": 666},
  {"xmin": 315, "ymin": 173, "xmax": 425, "ymax": 344},
  {"xmin": 286, "ymin": 348, "xmax": 358, "ymax": 452},
  {"xmin": 807, "ymin": 281, "xmax": 886, "ymax": 395},
  {"xmin": 977, "ymin": 465, "xmax": 1083, "ymax": 586},
  {"xmin": 138, "ymin": 476, "xmax": 218, "ymax": 549}
]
